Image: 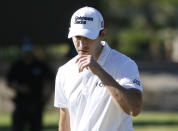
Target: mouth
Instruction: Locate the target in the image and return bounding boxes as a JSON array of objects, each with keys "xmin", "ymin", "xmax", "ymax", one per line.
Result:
[{"xmin": 78, "ymin": 50, "xmax": 89, "ymax": 54}]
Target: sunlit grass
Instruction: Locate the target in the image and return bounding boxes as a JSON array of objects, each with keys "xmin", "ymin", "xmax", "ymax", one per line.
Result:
[
  {"xmin": 134, "ymin": 125, "xmax": 178, "ymax": 131},
  {"xmin": 0, "ymin": 111, "xmax": 178, "ymax": 131},
  {"xmin": 133, "ymin": 111, "xmax": 178, "ymax": 123},
  {"xmin": 43, "ymin": 111, "xmax": 59, "ymax": 126},
  {"xmin": 0, "ymin": 112, "xmax": 11, "ymax": 126},
  {"xmin": 133, "ymin": 111, "xmax": 178, "ymax": 131}
]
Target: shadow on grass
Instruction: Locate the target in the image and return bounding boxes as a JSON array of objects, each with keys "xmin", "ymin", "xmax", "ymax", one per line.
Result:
[
  {"xmin": 134, "ymin": 121, "xmax": 178, "ymax": 126},
  {"xmin": 0, "ymin": 124, "xmax": 58, "ymax": 131},
  {"xmin": 0, "ymin": 127, "xmax": 10, "ymax": 131}
]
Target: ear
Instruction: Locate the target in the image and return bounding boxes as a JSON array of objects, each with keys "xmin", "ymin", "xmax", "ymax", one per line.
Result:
[{"xmin": 100, "ymin": 29, "xmax": 107, "ymax": 40}]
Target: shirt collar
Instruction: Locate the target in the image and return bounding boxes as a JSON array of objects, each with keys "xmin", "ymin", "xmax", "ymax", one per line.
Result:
[{"xmin": 97, "ymin": 41, "xmax": 111, "ymax": 66}]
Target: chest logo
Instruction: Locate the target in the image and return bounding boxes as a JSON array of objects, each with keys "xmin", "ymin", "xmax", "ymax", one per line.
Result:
[{"xmin": 96, "ymin": 81, "xmax": 105, "ymax": 87}]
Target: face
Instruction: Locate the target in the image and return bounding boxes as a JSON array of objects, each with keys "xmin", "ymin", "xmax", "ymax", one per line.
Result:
[
  {"xmin": 72, "ymin": 30, "xmax": 107, "ymax": 60},
  {"xmin": 72, "ymin": 36, "xmax": 103, "ymax": 59}
]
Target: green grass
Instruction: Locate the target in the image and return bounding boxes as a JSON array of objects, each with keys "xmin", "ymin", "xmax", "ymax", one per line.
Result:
[
  {"xmin": 0, "ymin": 111, "xmax": 178, "ymax": 131},
  {"xmin": 0, "ymin": 112, "xmax": 11, "ymax": 126},
  {"xmin": 133, "ymin": 111, "xmax": 178, "ymax": 131},
  {"xmin": 0, "ymin": 111, "xmax": 59, "ymax": 131},
  {"xmin": 43, "ymin": 111, "xmax": 59, "ymax": 126}
]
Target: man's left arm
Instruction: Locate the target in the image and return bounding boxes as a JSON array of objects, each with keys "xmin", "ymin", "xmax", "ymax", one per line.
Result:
[
  {"xmin": 91, "ymin": 63, "xmax": 142, "ymax": 116},
  {"xmin": 76, "ymin": 55, "xmax": 142, "ymax": 117}
]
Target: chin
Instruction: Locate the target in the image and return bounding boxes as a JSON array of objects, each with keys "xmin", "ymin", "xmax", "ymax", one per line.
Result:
[{"xmin": 79, "ymin": 52, "xmax": 89, "ymax": 55}]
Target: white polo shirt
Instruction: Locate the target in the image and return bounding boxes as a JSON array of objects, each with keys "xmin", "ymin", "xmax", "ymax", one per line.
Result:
[{"xmin": 54, "ymin": 41, "xmax": 142, "ymax": 131}]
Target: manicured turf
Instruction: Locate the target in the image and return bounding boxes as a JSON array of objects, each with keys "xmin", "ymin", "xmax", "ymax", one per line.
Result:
[
  {"xmin": 0, "ymin": 111, "xmax": 178, "ymax": 131},
  {"xmin": 133, "ymin": 111, "xmax": 178, "ymax": 131}
]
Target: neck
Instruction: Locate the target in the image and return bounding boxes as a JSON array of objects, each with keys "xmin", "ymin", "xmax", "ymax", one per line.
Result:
[{"xmin": 94, "ymin": 43, "xmax": 104, "ymax": 60}]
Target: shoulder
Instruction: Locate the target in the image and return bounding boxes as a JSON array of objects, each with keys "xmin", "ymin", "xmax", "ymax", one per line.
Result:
[
  {"xmin": 112, "ymin": 51, "xmax": 139, "ymax": 76},
  {"xmin": 106, "ymin": 48, "xmax": 139, "ymax": 74},
  {"xmin": 55, "ymin": 56, "xmax": 79, "ymax": 86},
  {"xmin": 109, "ymin": 49, "xmax": 134, "ymax": 67},
  {"xmin": 56, "ymin": 55, "xmax": 78, "ymax": 75}
]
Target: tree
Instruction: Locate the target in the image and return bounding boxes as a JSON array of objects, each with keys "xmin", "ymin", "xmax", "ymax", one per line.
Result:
[{"xmin": 100, "ymin": 0, "xmax": 178, "ymax": 61}]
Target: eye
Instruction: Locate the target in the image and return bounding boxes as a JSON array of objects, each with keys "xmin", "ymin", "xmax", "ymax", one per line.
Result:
[{"xmin": 75, "ymin": 36, "xmax": 81, "ymax": 40}]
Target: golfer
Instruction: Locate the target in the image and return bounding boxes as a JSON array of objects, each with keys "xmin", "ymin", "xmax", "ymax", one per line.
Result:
[{"xmin": 54, "ymin": 6, "xmax": 143, "ymax": 131}]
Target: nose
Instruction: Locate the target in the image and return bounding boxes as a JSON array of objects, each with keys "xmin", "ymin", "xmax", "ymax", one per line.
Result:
[
  {"xmin": 79, "ymin": 37, "xmax": 87, "ymax": 47},
  {"xmin": 79, "ymin": 37, "xmax": 85, "ymax": 43}
]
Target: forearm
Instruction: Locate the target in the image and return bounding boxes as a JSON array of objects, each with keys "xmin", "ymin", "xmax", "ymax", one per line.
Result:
[
  {"xmin": 106, "ymin": 84, "xmax": 142, "ymax": 116},
  {"xmin": 91, "ymin": 62, "xmax": 142, "ymax": 116},
  {"xmin": 59, "ymin": 108, "xmax": 71, "ymax": 131}
]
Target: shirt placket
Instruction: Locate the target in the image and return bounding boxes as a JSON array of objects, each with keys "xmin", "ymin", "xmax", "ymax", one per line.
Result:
[{"xmin": 81, "ymin": 70, "xmax": 92, "ymax": 97}]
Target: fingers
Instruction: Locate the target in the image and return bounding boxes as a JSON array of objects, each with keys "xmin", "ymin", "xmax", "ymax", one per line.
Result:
[
  {"xmin": 76, "ymin": 55, "xmax": 88, "ymax": 63},
  {"xmin": 78, "ymin": 60, "xmax": 89, "ymax": 72},
  {"xmin": 76, "ymin": 55, "xmax": 92, "ymax": 72}
]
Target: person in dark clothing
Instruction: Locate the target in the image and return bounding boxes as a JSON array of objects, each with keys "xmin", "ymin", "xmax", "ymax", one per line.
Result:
[{"xmin": 7, "ymin": 44, "xmax": 55, "ymax": 131}]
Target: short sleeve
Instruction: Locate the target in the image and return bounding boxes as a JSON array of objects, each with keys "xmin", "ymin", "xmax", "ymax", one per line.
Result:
[
  {"xmin": 117, "ymin": 60, "xmax": 143, "ymax": 92},
  {"xmin": 54, "ymin": 67, "xmax": 68, "ymax": 108}
]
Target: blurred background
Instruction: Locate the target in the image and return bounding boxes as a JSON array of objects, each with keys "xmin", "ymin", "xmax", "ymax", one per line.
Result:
[{"xmin": 0, "ymin": 0, "xmax": 178, "ymax": 131}]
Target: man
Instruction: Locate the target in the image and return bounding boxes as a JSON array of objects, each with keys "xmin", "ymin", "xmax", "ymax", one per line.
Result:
[
  {"xmin": 7, "ymin": 44, "xmax": 54, "ymax": 131},
  {"xmin": 54, "ymin": 6, "xmax": 143, "ymax": 131}
]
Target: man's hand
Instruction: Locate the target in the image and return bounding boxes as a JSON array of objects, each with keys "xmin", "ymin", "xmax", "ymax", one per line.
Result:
[{"xmin": 76, "ymin": 55, "xmax": 98, "ymax": 73}]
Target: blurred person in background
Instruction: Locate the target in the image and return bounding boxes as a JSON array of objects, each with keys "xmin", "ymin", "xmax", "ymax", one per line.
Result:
[{"xmin": 6, "ymin": 39, "xmax": 55, "ymax": 131}]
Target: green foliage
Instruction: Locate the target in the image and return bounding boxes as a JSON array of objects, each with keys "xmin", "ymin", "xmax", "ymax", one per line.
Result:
[
  {"xmin": 154, "ymin": 0, "xmax": 178, "ymax": 7},
  {"xmin": 0, "ymin": 46, "xmax": 20, "ymax": 61},
  {"xmin": 100, "ymin": 0, "xmax": 178, "ymax": 61},
  {"xmin": 117, "ymin": 29, "xmax": 150, "ymax": 58}
]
